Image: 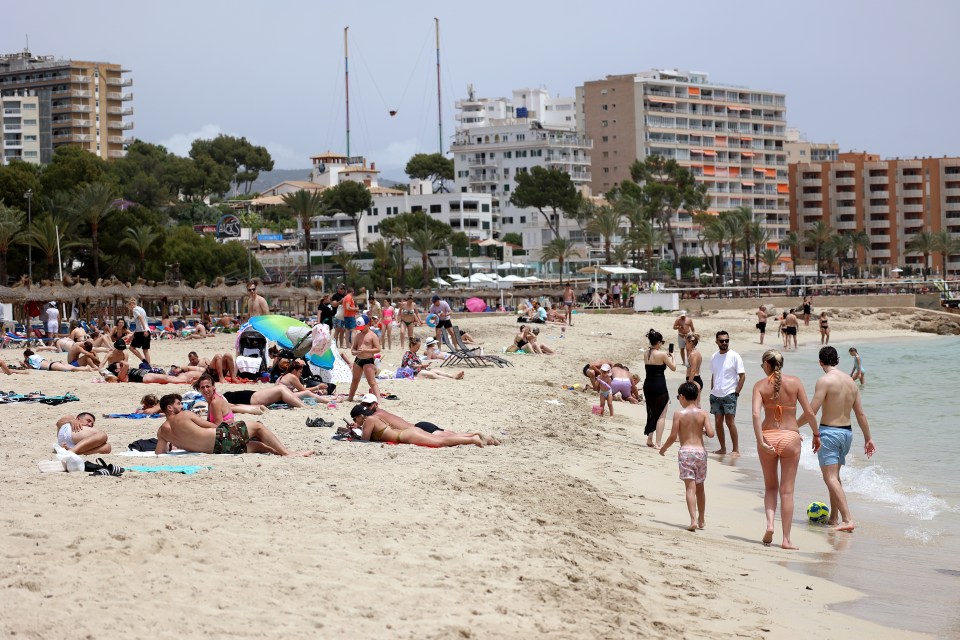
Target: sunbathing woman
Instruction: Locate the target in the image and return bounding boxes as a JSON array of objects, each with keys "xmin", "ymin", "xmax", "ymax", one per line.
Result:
[
  {"xmin": 506, "ymin": 325, "xmax": 534, "ymax": 353},
  {"xmin": 349, "ymin": 404, "xmax": 484, "ymax": 447},
  {"xmin": 751, "ymin": 349, "xmax": 818, "ymax": 550},
  {"xmin": 275, "ymin": 359, "xmax": 333, "ymax": 401},
  {"xmin": 194, "ymin": 374, "xmax": 270, "ymax": 424},
  {"xmin": 422, "ymin": 338, "xmax": 449, "ymax": 361},
  {"xmin": 216, "ymin": 377, "xmax": 308, "ymax": 409},
  {"xmin": 139, "ymin": 393, "xmax": 161, "ymax": 415},
  {"xmin": 396, "ymin": 337, "xmax": 464, "ymax": 380},
  {"xmin": 21, "ymin": 349, "xmax": 96, "ymax": 372}
]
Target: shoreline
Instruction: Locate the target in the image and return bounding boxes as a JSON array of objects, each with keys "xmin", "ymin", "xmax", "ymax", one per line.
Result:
[{"xmin": 0, "ymin": 305, "xmax": 937, "ymax": 638}]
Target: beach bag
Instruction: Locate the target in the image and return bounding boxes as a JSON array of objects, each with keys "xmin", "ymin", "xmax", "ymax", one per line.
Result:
[
  {"xmin": 236, "ymin": 355, "xmax": 262, "ymax": 374},
  {"xmin": 394, "ymin": 366, "xmax": 416, "ymax": 380},
  {"xmin": 128, "ymin": 438, "xmax": 158, "ymax": 452},
  {"xmin": 335, "ymin": 304, "xmax": 345, "ymax": 321}
]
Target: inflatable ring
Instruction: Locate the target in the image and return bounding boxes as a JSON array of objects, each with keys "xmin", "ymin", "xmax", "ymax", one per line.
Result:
[{"xmin": 425, "ymin": 313, "xmax": 439, "ymax": 328}]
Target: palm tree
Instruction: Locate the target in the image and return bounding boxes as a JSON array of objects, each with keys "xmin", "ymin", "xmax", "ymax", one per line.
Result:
[
  {"xmin": 803, "ymin": 221, "xmax": 833, "ymax": 282},
  {"xmin": 849, "ymin": 230, "xmax": 871, "ymax": 276},
  {"xmin": 120, "ymin": 226, "xmax": 161, "ymax": 278},
  {"xmin": 783, "ymin": 231, "xmax": 801, "ymax": 278},
  {"xmin": 698, "ymin": 214, "xmax": 727, "ymax": 280},
  {"xmin": 628, "ymin": 218, "xmax": 666, "ymax": 276},
  {"xmin": 586, "ymin": 204, "xmax": 622, "ymax": 289},
  {"xmin": 330, "ymin": 253, "xmax": 355, "ymax": 287},
  {"xmin": 829, "ymin": 233, "xmax": 852, "ymax": 283},
  {"xmin": 22, "ymin": 214, "xmax": 76, "ymax": 279},
  {"xmin": 761, "ymin": 248, "xmax": 782, "ymax": 285},
  {"xmin": 612, "ymin": 242, "xmax": 631, "ymax": 267},
  {"xmin": 615, "ymin": 192, "xmax": 646, "ymax": 267},
  {"xmin": 366, "ymin": 238, "xmax": 394, "ymax": 292},
  {"xmin": 906, "ymin": 230, "xmax": 937, "ymax": 279},
  {"xmin": 933, "ymin": 230, "xmax": 960, "ymax": 276},
  {"xmin": 408, "ymin": 228, "xmax": 441, "ymax": 288},
  {"xmin": 0, "ymin": 202, "xmax": 25, "ymax": 285},
  {"xmin": 71, "ymin": 182, "xmax": 116, "ymax": 281},
  {"xmin": 539, "ymin": 237, "xmax": 581, "ymax": 284},
  {"xmin": 380, "ymin": 214, "xmax": 412, "ymax": 287},
  {"xmin": 745, "ymin": 220, "xmax": 769, "ymax": 286},
  {"xmin": 281, "ymin": 189, "xmax": 327, "ymax": 281},
  {"xmin": 720, "ymin": 209, "xmax": 747, "ymax": 283}
]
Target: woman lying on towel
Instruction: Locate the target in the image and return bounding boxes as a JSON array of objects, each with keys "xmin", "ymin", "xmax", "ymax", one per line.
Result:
[
  {"xmin": 194, "ymin": 373, "xmax": 307, "ymax": 425},
  {"xmin": 21, "ymin": 349, "xmax": 96, "ymax": 372},
  {"xmin": 274, "ymin": 358, "xmax": 336, "ymax": 401},
  {"xmin": 348, "ymin": 404, "xmax": 485, "ymax": 447}
]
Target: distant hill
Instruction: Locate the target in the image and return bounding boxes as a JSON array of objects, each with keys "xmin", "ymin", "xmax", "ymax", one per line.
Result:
[
  {"xmin": 247, "ymin": 169, "xmax": 407, "ymax": 195},
  {"xmin": 248, "ymin": 169, "xmax": 312, "ymax": 194}
]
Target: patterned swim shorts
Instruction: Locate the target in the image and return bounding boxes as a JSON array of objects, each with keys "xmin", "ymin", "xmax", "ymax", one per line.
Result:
[{"xmin": 678, "ymin": 446, "xmax": 707, "ymax": 484}]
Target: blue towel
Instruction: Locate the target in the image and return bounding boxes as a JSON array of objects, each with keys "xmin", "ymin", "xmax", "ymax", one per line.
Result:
[
  {"xmin": 104, "ymin": 413, "xmax": 164, "ymax": 419},
  {"xmin": 126, "ymin": 465, "xmax": 212, "ymax": 475}
]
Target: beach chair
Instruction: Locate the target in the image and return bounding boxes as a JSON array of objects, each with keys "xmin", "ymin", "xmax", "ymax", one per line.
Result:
[
  {"xmin": 4, "ymin": 331, "xmax": 35, "ymax": 348},
  {"xmin": 31, "ymin": 328, "xmax": 57, "ymax": 346},
  {"xmin": 452, "ymin": 326, "xmax": 512, "ymax": 367}
]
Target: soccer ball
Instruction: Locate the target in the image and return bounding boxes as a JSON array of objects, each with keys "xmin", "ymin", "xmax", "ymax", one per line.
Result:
[{"xmin": 807, "ymin": 501, "xmax": 830, "ymax": 523}]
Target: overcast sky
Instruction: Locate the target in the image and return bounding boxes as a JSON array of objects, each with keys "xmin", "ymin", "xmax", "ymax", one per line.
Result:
[{"xmin": 5, "ymin": 0, "xmax": 959, "ymax": 179}]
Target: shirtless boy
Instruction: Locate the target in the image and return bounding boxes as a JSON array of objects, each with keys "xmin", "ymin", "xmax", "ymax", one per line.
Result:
[
  {"xmin": 783, "ymin": 309, "xmax": 799, "ymax": 350},
  {"xmin": 756, "ymin": 305, "xmax": 768, "ymax": 345},
  {"xmin": 56, "ymin": 412, "xmax": 112, "ymax": 455},
  {"xmin": 802, "ymin": 346, "xmax": 875, "ymax": 532},
  {"xmin": 562, "ymin": 285, "xmax": 575, "ymax": 326},
  {"xmin": 155, "ymin": 393, "xmax": 313, "ymax": 456},
  {"xmin": 672, "ymin": 311, "xmax": 695, "ymax": 366},
  {"xmin": 347, "ymin": 317, "xmax": 381, "ymax": 402},
  {"xmin": 660, "ymin": 382, "xmax": 716, "ymax": 531}
]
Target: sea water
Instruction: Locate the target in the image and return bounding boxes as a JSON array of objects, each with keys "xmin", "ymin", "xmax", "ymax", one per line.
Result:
[{"xmin": 732, "ymin": 335, "xmax": 960, "ymax": 637}]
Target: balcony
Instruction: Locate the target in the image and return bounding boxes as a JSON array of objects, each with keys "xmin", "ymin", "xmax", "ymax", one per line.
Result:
[
  {"xmin": 107, "ymin": 106, "xmax": 134, "ymax": 116},
  {"xmin": 51, "ymin": 118, "xmax": 91, "ymax": 128},
  {"xmin": 107, "ymin": 121, "xmax": 135, "ymax": 130},
  {"xmin": 108, "ymin": 150, "xmax": 126, "ymax": 158},
  {"xmin": 834, "ymin": 205, "xmax": 856, "ymax": 215},
  {"xmin": 867, "ymin": 205, "xmax": 889, "ymax": 214},
  {"xmin": 833, "ymin": 176, "xmax": 856, "ymax": 186},
  {"xmin": 800, "ymin": 178, "xmax": 821, "ymax": 187},
  {"xmin": 869, "ymin": 218, "xmax": 891, "ymax": 229},
  {"xmin": 866, "ymin": 175, "xmax": 889, "ymax": 184},
  {"xmin": 835, "ymin": 219, "xmax": 858, "ymax": 230},
  {"xmin": 106, "ymin": 92, "xmax": 134, "ymax": 101},
  {"xmin": 901, "ymin": 173, "xmax": 922, "ymax": 183},
  {"xmin": 3, "ymin": 138, "xmax": 22, "ymax": 149},
  {"xmin": 870, "ymin": 234, "xmax": 891, "ymax": 243},
  {"xmin": 545, "ymin": 156, "xmax": 590, "ymax": 167},
  {"xmin": 51, "ymin": 89, "xmax": 91, "ymax": 98},
  {"xmin": 106, "ymin": 77, "xmax": 134, "ymax": 87},
  {"xmin": 52, "ymin": 133, "xmax": 93, "ymax": 143},
  {"xmin": 901, "ymin": 203, "xmax": 923, "ymax": 213},
  {"xmin": 872, "ymin": 249, "xmax": 891, "ymax": 258},
  {"xmin": 2, "ymin": 124, "xmax": 22, "ymax": 133},
  {"xmin": 69, "ymin": 75, "xmax": 91, "ymax": 83},
  {"xmin": 2, "ymin": 108, "xmax": 21, "ymax": 116},
  {"xmin": 868, "ymin": 190, "xmax": 890, "ymax": 199},
  {"xmin": 902, "ymin": 186, "xmax": 923, "ymax": 195},
  {"xmin": 944, "ymin": 188, "xmax": 960, "ymax": 197},
  {"xmin": 467, "ymin": 157, "xmax": 494, "ymax": 167}
]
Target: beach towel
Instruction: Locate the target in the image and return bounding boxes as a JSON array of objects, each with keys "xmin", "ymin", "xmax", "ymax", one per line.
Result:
[
  {"xmin": 118, "ymin": 450, "xmax": 202, "ymax": 457},
  {"xmin": 330, "ymin": 433, "xmax": 440, "ymax": 448},
  {"xmin": 106, "ymin": 413, "xmax": 164, "ymax": 419},
  {"xmin": 126, "ymin": 465, "xmax": 212, "ymax": 475},
  {"xmin": 0, "ymin": 391, "xmax": 79, "ymax": 405}
]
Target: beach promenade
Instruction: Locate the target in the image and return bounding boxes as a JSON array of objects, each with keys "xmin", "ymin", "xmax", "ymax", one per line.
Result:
[{"xmin": 0, "ymin": 307, "xmax": 932, "ymax": 638}]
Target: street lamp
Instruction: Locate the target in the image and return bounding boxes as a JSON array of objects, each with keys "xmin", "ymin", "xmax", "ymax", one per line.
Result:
[{"xmin": 24, "ymin": 190, "xmax": 32, "ymax": 285}]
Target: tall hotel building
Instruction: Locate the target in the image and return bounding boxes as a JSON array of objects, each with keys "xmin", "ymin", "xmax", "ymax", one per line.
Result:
[
  {"xmin": 576, "ymin": 69, "xmax": 788, "ymax": 256},
  {"xmin": 789, "ymin": 153, "xmax": 960, "ymax": 275},
  {"xmin": 0, "ymin": 50, "xmax": 133, "ymax": 164},
  {"xmin": 451, "ymin": 86, "xmax": 592, "ymax": 253}
]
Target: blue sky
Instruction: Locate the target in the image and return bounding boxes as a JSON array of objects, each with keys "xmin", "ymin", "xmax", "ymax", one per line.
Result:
[{"xmin": 5, "ymin": 0, "xmax": 959, "ymax": 179}]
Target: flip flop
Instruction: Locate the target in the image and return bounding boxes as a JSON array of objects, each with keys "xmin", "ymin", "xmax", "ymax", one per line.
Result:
[{"xmin": 380, "ymin": 393, "xmax": 399, "ymax": 400}]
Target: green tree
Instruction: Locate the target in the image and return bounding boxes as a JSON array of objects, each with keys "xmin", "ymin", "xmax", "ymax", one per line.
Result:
[
  {"xmin": 322, "ymin": 181, "xmax": 373, "ymax": 254},
  {"xmin": 119, "ymin": 225, "xmax": 162, "ymax": 278},
  {"xmin": 0, "ymin": 202, "xmax": 25, "ymax": 285},
  {"xmin": 22, "ymin": 214, "xmax": 77, "ymax": 280},
  {"xmin": 761, "ymin": 248, "xmax": 782, "ymax": 285},
  {"xmin": 510, "ymin": 166, "xmax": 582, "ymax": 239},
  {"xmin": 905, "ymin": 230, "xmax": 938, "ymax": 279},
  {"xmin": 366, "ymin": 238, "xmax": 394, "ymax": 292},
  {"xmin": 629, "ymin": 156, "xmax": 710, "ymax": 264},
  {"xmin": 783, "ymin": 231, "xmax": 801, "ymax": 278},
  {"xmin": 39, "ymin": 145, "xmax": 110, "ymax": 195},
  {"xmin": 190, "ymin": 135, "xmax": 274, "ymax": 195},
  {"xmin": 502, "ymin": 232, "xmax": 523, "ymax": 247},
  {"xmin": 281, "ymin": 189, "xmax": 327, "ymax": 281},
  {"xmin": 586, "ymin": 204, "xmax": 622, "ymax": 288},
  {"xmin": 744, "ymin": 217, "xmax": 769, "ymax": 285},
  {"xmin": 330, "ymin": 253, "xmax": 356, "ymax": 287},
  {"xmin": 803, "ymin": 221, "xmax": 834, "ymax": 282},
  {"xmin": 71, "ymin": 182, "xmax": 117, "ymax": 281},
  {"xmin": 933, "ymin": 230, "xmax": 960, "ymax": 275},
  {"xmin": 162, "ymin": 226, "xmax": 258, "ymax": 285},
  {"xmin": 0, "ymin": 160, "xmax": 42, "ymax": 211},
  {"xmin": 378, "ymin": 214, "xmax": 412, "ymax": 287},
  {"xmin": 408, "ymin": 228, "xmax": 443, "ymax": 288},
  {"xmin": 849, "ymin": 230, "xmax": 871, "ymax": 275},
  {"xmin": 404, "ymin": 153, "xmax": 454, "ymax": 192},
  {"xmin": 719, "ymin": 208, "xmax": 748, "ymax": 283},
  {"xmin": 108, "ymin": 140, "xmax": 179, "ymax": 208},
  {"xmin": 628, "ymin": 218, "xmax": 666, "ymax": 275},
  {"xmin": 829, "ymin": 233, "xmax": 853, "ymax": 283},
  {"xmin": 539, "ymin": 237, "xmax": 581, "ymax": 284}
]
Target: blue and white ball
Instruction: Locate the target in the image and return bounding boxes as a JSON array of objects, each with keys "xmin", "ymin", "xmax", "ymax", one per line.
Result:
[{"xmin": 807, "ymin": 501, "xmax": 830, "ymax": 523}]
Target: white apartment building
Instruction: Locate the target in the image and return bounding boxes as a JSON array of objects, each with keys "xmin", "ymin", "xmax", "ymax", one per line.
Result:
[
  {"xmin": 251, "ymin": 152, "xmax": 494, "ymax": 254},
  {"xmin": 1, "ymin": 93, "xmax": 41, "ymax": 165},
  {"xmin": 577, "ymin": 69, "xmax": 789, "ymax": 256},
  {"xmin": 450, "ymin": 86, "xmax": 593, "ymax": 257},
  {"xmin": 785, "ymin": 127, "xmax": 839, "ymax": 165}
]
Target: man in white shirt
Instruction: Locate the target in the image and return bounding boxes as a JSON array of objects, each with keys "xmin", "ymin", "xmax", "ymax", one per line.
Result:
[
  {"xmin": 126, "ymin": 297, "xmax": 152, "ymax": 366},
  {"xmin": 709, "ymin": 330, "xmax": 745, "ymax": 456}
]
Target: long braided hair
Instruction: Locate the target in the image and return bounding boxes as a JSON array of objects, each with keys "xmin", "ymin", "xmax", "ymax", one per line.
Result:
[{"xmin": 762, "ymin": 349, "xmax": 784, "ymax": 401}]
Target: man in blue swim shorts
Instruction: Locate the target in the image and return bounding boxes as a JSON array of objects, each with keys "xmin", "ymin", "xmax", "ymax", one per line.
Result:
[{"xmin": 804, "ymin": 346, "xmax": 876, "ymax": 533}]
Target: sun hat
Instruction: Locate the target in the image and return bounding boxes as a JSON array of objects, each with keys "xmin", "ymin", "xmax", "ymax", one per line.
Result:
[
  {"xmin": 361, "ymin": 392, "xmax": 378, "ymax": 404},
  {"xmin": 48, "ymin": 301, "xmax": 56, "ymax": 307},
  {"xmin": 425, "ymin": 338, "xmax": 437, "ymax": 346},
  {"xmin": 600, "ymin": 363, "xmax": 611, "ymax": 372}
]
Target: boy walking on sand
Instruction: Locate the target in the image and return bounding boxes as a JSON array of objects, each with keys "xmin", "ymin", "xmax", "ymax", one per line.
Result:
[{"xmin": 660, "ymin": 382, "xmax": 716, "ymax": 531}]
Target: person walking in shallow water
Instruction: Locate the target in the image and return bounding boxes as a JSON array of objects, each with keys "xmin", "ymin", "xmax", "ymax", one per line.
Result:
[{"xmin": 802, "ymin": 346, "xmax": 875, "ymax": 533}]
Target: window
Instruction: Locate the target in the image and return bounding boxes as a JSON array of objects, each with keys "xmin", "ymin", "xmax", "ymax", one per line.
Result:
[
  {"xmin": 372, "ymin": 207, "xmax": 379, "ymax": 216},
  {"xmin": 519, "ymin": 216, "xmax": 526, "ymax": 223},
  {"xmin": 482, "ymin": 221, "xmax": 490, "ymax": 230},
  {"xmin": 601, "ymin": 120, "xmax": 608, "ymax": 127},
  {"xmin": 430, "ymin": 204, "xmax": 442, "ymax": 213},
  {"xmin": 23, "ymin": 119, "xmax": 36, "ymax": 125},
  {"xmin": 516, "ymin": 134, "xmax": 525, "ymax": 141},
  {"xmin": 503, "ymin": 168, "xmax": 510, "ymax": 177},
  {"xmin": 503, "ymin": 184, "xmax": 510, "ymax": 192},
  {"xmin": 411, "ymin": 205, "xmax": 422, "ymax": 212},
  {"xmin": 23, "ymin": 103, "xmax": 36, "ymax": 110},
  {"xmin": 602, "ymin": 136, "xmax": 608, "ymax": 142},
  {"xmin": 481, "ymin": 203, "xmax": 490, "ymax": 212},
  {"xmin": 502, "ymin": 217, "xmax": 514, "ymax": 224},
  {"xmin": 601, "ymin": 105, "xmax": 608, "ymax": 111},
  {"xmin": 504, "ymin": 151, "xmax": 512, "ymax": 159}
]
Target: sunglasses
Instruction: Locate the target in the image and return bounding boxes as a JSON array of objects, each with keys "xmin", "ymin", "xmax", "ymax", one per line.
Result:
[
  {"xmin": 718, "ymin": 339, "xmax": 729, "ymax": 343},
  {"xmin": 248, "ymin": 288, "xmax": 256, "ymax": 292}
]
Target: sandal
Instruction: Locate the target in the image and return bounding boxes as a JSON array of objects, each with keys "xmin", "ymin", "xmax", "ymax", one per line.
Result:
[{"xmin": 89, "ymin": 457, "xmax": 125, "ymax": 477}]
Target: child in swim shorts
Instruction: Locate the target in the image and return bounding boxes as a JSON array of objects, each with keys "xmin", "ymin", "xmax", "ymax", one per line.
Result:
[{"xmin": 660, "ymin": 382, "xmax": 717, "ymax": 531}]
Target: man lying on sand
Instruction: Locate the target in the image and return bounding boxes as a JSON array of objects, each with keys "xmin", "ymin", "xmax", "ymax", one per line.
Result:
[
  {"xmin": 357, "ymin": 393, "xmax": 500, "ymax": 445},
  {"xmin": 56, "ymin": 412, "xmax": 111, "ymax": 455},
  {"xmin": 155, "ymin": 393, "xmax": 313, "ymax": 456},
  {"xmin": 105, "ymin": 361, "xmax": 202, "ymax": 384}
]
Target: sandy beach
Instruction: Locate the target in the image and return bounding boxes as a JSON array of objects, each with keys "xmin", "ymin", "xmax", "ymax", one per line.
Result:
[{"xmin": 0, "ymin": 305, "xmax": 934, "ymax": 639}]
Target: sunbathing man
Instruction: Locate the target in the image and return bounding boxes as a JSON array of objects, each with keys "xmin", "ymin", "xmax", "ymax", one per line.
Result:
[
  {"xmin": 180, "ymin": 350, "xmax": 239, "ymax": 383},
  {"xmin": 66, "ymin": 340, "xmax": 100, "ymax": 369},
  {"xmin": 105, "ymin": 360, "xmax": 202, "ymax": 384},
  {"xmin": 155, "ymin": 393, "xmax": 313, "ymax": 456},
  {"xmin": 56, "ymin": 412, "xmax": 112, "ymax": 455},
  {"xmin": 358, "ymin": 393, "xmax": 500, "ymax": 445},
  {"xmin": 347, "ymin": 404, "xmax": 485, "ymax": 448}
]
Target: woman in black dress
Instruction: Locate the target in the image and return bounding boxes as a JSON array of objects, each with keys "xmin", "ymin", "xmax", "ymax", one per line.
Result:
[{"xmin": 642, "ymin": 329, "xmax": 677, "ymax": 448}]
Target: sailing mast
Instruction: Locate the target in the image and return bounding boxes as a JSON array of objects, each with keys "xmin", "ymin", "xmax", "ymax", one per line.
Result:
[
  {"xmin": 344, "ymin": 26, "xmax": 351, "ymax": 160},
  {"xmin": 435, "ymin": 17, "xmax": 442, "ymax": 155}
]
